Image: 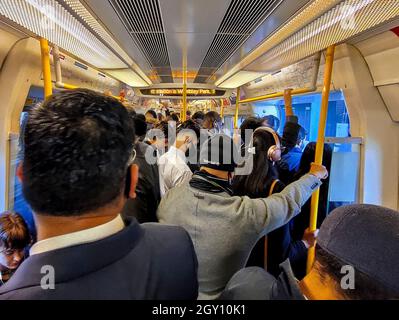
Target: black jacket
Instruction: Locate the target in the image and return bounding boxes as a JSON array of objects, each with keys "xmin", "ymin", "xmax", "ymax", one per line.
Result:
[
  {"xmin": 123, "ymin": 142, "xmax": 161, "ymax": 223},
  {"xmin": 0, "ymin": 219, "xmax": 198, "ymax": 300}
]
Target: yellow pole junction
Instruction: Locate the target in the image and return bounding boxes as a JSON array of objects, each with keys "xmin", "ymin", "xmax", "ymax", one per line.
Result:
[
  {"xmin": 306, "ymin": 45, "xmax": 336, "ymax": 274},
  {"xmin": 234, "ymin": 87, "xmax": 240, "ymax": 129},
  {"xmin": 40, "ymin": 38, "xmax": 53, "ymax": 98}
]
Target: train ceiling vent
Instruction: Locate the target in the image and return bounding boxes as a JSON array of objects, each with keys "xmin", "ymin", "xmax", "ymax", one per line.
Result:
[
  {"xmin": 109, "ymin": 0, "xmax": 173, "ymax": 83},
  {"xmin": 194, "ymin": 0, "xmax": 281, "ymax": 84}
]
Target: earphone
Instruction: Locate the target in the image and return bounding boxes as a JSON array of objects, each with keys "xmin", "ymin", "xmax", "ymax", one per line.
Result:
[{"xmin": 248, "ymin": 126, "xmax": 281, "ymax": 162}]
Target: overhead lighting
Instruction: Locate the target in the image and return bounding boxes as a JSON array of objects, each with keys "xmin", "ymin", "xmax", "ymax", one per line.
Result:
[
  {"xmin": 215, "ymin": 0, "xmax": 343, "ymax": 86},
  {"xmin": 218, "ymin": 71, "xmax": 266, "ymax": 89},
  {"xmin": 105, "ymin": 69, "xmax": 150, "ymax": 88},
  {"xmin": 61, "ymin": 0, "xmax": 151, "ymax": 85},
  {"xmin": 0, "ymin": 0, "xmax": 126, "ymax": 69},
  {"xmin": 250, "ymin": 0, "xmax": 399, "ymax": 73}
]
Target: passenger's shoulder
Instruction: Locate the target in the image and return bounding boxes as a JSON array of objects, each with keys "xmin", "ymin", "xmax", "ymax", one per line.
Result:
[{"xmin": 141, "ymin": 223, "xmax": 193, "ymax": 249}]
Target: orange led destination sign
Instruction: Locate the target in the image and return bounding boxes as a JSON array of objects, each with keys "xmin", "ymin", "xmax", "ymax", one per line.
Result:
[{"xmin": 141, "ymin": 88, "xmax": 225, "ymax": 97}]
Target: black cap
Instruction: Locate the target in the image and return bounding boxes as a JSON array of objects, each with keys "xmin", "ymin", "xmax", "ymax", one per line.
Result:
[
  {"xmin": 199, "ymin": 134, "xmax": 239, "ymax": 172},
  {"xmin": 318, "ymin": 204, "xmax": 399, "ymax": 295}
]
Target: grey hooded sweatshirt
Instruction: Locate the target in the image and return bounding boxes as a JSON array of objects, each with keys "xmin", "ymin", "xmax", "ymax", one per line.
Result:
[{"xmin": 157, "ymin": 174, "xmax": 321, "ymax": 300}]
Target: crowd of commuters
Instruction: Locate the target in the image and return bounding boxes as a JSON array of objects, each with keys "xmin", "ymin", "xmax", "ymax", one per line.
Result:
[{"xmin": 0, "ymin": 89, "xmax": 398, "ymax": 300}]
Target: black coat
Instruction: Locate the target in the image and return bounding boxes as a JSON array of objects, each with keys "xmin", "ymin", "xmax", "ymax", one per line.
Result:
[
  {"xmin": 123, "ymin": 142, "xmax": 161, "ymax": 223},
  {"xmin": 0, "ymin": 219, "xmax": 198, "ymax": 300}
]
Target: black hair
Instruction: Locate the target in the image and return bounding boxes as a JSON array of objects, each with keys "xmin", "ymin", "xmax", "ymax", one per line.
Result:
[
  {"xmin": 240, "ymin": 117, "xmax": 262, "ymax": 146},
  {"xmin": 0, "ymin": 212, "xmax": 31, "ymax": 250},
  {"xmin": 232, "ymin": 129, "xmax": 278, "ymax": 198},
  {"xmin": 315, "ymin": 245, "xmax": 399, "ymax": 300},
  {"xmin": 192, "ymin": 111, "xmax": 205, "ymax": 121},
  {"xmin": 22, "ymin": 89, "xmax": 135, "ymax": 216},
  {"xmin": 157, "ymin": 113, "xmax": 163, "ymax": 121},
  {"xmin": 178, "ymin": 119, "xmax": 201, "ymax": 140},
  {"xmin": 145, "ymin": 109, "xmax": 157, "ymax": 119},
  {"xmin": 170, "ymin": 113, "xmax": 180, "ymax": 123},
  {"xmin": 204, "ymin": 111, "xmax": 221, "ymax": 128}
]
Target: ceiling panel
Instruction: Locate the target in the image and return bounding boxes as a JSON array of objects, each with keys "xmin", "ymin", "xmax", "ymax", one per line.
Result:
[{"xmin": 159, "ymin": 0, "xmax": 231, "ymax": 76}]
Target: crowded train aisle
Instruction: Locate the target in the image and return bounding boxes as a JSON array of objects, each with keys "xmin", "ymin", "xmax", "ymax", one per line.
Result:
[
  {"xmin": 1, "ymin": 0, "xmax": 399, "ymax": 302},
  {"xmin": 0, "ymin": 89, "xmax": 398, "ymax": 300}
]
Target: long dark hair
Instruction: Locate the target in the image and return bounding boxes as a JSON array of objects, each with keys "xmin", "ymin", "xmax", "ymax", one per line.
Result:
[{"xmin": 232, "ymin": 130, "xmax": 279, "ymax": 198}]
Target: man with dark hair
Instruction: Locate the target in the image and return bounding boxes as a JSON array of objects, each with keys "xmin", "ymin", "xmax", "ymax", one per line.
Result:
[
  {"xmin": 203, "ymin": 111, "xmax": 222, "ymax": 135},
  {"xmin": 157, "ymin": 133, "xmax": 328, "ymax": 299},
  {"xmin": 0, "ymin": 89, "xmax": 198, "ymax": 300},
  {"xmin": 0, "ymin": 212, "xmax": 31, "ymax": 287},
  {"xmin": 220, "ymin": 204, "xmax": 399, "ymax": 300},
  {"xmin": 158, "ymin": 120, "xmax": 200, "ymax": 196},
  {"xmin": 122, "ymin": 109, "xmax": 161, "ymax": 223},
  {"xmin": 192, "ymin": 111, "xmax": 205, "ymax": 127},
  {"xmin": 278, "ymin": 121, "xmax": 307, "ymax": 184}
]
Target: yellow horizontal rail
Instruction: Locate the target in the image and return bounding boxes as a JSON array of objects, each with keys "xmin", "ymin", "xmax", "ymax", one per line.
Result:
[{"xmin": 239, "ymin": 87, "xmax": 312, "ymax": 104}]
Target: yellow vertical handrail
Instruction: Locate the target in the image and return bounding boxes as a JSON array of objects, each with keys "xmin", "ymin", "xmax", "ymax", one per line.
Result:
[
  {"xmin": 234, "ymin": 87, "xmax": 240, "ymax": 129},
  {"xmin": 182, "ymin": 55, "xmax": 188, "ymax": 122},
  {"xmin": 284, "ymin": 89, "xmax": 294, "ymax": 117},
  {"xmin": 220, "ymin": 99, "xmax": 224, "ymax": 118},
  {"xmin": 40, "ymin": 38, "xmax": 53, "ymax": 98},
  {"xmin": 306, "ymin": 45, "xmax": 336, "ymax": 274}
]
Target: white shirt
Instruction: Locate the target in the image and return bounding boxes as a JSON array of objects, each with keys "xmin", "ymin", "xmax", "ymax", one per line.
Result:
[
  {"xmin": 30, "ymin": 215, "xmax": 125, "ymax": 256},
  {"xmin": 158, "ymin": 145, "xmax": 193, "ymax": 197}
]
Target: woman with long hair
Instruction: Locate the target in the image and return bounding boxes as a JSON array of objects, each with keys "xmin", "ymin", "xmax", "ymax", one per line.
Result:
[{"xmin": 232, "ymin": 127, "xmax": 317, "ymax": 277}]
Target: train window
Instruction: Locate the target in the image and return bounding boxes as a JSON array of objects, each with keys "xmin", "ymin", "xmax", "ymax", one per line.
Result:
[
  {"xmin": 326, "ymin": 139, "xmax": 362, "ymax": 213},
  {"xmin": 253, "ymin": 90, "xmax": 350, "ymax": 141},
  {"xmin": 8, "ymin": 86, "xmax": 45, "ymax": 238}
]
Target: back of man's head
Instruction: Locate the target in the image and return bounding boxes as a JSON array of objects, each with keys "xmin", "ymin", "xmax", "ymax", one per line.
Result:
[
  {"xmin": 199, "ymin": 134, "xmax": 239, "ymax": 173},
  {"xmin": 22, "ymin": 89, "xmax": 135, "ymax": 216},
  {"xmin": 313, "ymin": 204, "xmax": 399, "ymax": 299}
]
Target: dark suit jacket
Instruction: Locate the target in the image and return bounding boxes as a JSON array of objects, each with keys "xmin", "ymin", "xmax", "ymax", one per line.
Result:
[
  {"xmin": 123, "ymin": 142, "xmax": 161, "ymax": 223},
  {"xmin": 0, "ymin": 219, "xmax": 198, "ymax": 300}
]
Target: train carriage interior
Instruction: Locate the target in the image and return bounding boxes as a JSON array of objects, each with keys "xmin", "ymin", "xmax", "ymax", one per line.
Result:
[{"xmin": 0, "ymin": 0, "xmax": 398, "ymax": 301}]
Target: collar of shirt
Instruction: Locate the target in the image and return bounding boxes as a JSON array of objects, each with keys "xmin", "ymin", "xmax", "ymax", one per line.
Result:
[
  {"xmin": 167, "ymin": 145, "xmax": 187, "ymax": 162},
  {"xmin": 30, "ymin": 215, "xmax": 125, "ymax": 256}
]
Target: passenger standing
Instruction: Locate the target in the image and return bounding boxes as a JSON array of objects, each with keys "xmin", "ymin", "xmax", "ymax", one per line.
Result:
[
  {"xmin": 0, "ymin": 89, "xmax": 198, "ymax": 300},
  {"xmin": 157, "ymin": 133, "xmax": 328, "ymax": 299},
  {"xmin": 278, "ymin": 122, "xmax": 307, "ymax": 184},
  {"xmin": 158, "ymin": 120, "xmax": 200, "ymax": 196},
  {"xmin": 233, "ymin": 127, "xmax": 318, "ymax": 277},
  {"xmin": 0, "ymin": 212, "xmax": 31, "ymax": 287},
  {"xmin": 221, "ymin": 204, "xmax": 399, "ymax": 300},
  {"xmin": 122, "ymin": 109, "xmax": 161, "ymax": 223},
  {"xmin": 192, "ymin": 111, "xmax": 205, "ymax": 127},
  {"xmin": 203, "ymin": 111, "xmax": 223, "ymax": 136}
]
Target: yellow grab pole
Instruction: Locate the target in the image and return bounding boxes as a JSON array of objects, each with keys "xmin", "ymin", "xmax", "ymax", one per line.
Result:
[
  {"xmin": 182, "ymin": 55, "xmax": 188, "ymax": 122},
  {"xmin": 284, "ymin": 89, "xmax": 294, "ymax": 117},
  {"xmin": 40, "ymin": 38, "xmax": 53, "ymax": 98},
  {"xmin": 234, "ymin": 87, "xmax": 240, "ymax": 129},
  {"xmin": 220, "ymin": 99, "xmax": 224, "ymax": 118},
  {"xmin": 306, "ymin": 45, "xmax": 336, "ymax": 274}
]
